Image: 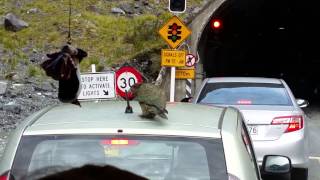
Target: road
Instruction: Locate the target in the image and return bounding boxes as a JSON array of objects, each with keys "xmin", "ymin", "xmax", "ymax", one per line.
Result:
[
  {"xmin": 305, "ymin": 105, "xmax": 320, "ymax": 180},
  {"xmin": 0, "ymin": 131, "xmax": 8, "ymax": 160}
]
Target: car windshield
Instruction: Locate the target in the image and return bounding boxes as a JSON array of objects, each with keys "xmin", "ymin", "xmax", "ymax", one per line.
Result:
[
  {"xmin": 11, "ymin": 135, "xmax": 227, "ymax": 180},
  {"xmin": 197, "ymin": 82, "xmax": 292, "ymax": 106}
]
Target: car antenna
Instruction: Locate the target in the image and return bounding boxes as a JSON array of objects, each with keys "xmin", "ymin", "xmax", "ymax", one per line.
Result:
[
  {"xmin": 125, "ymin": 90, "xmax": 133, "ymax": 113},
  {"xmin": 67, "ymin": 0, "xmax": 72, "ymax": 44}
]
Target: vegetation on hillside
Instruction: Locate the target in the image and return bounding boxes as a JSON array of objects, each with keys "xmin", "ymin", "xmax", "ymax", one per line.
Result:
[{"xmin": 0, "ymin": 0, "xmax": 203, "ymax": 78}]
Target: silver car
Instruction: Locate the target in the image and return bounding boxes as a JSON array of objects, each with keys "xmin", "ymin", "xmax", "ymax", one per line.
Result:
[
  {"xmin": 0, "ymin": 100, "xmax": 291, "ymax": 180},
  {"xmin": 194, "ymin": 77, "xmax": 309, "ymax": 180}
]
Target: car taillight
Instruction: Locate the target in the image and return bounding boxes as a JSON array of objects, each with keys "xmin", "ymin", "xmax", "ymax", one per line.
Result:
[
  {"xmin": 0, "ymin": 175, "xmax": 8, "ymax": 180},
  {"xmin": 101, "ymin": 139, "xmax": 139, "ymax": 146},
  {"xmin": 271, "ymin": 115, "xmax": 304, "ymax": 133},
  {"xmin": 228, "ymin": 173, "xmax": 240, "ymax": 180},
  {"xmin": 0, "ymin": 171, "xmax": 10, "ymax": 180},
  {"xmin": 237, "ymin": 99, "xmax": 252, "ymax": 105}
]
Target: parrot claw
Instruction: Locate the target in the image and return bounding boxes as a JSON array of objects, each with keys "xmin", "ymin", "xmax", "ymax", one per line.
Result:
[
  {"xmin": 158, "ymin": 113, "xmax": 168, "ymax": 119},
  {"xmin": 71, "ymin": 100, "xmax": 81, "ymax": 107},
  {"xmin": 140, "ymin": 113, "xmax": 156, "ymax": 119}
]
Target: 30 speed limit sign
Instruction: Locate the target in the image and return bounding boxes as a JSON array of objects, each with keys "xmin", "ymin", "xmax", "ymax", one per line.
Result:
[{"xmin": 115, "ymin": 66, "xmax": 143, "ymax": 99}]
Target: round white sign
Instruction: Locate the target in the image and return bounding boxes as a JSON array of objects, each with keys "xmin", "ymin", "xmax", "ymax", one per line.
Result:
[
  {"xmin": 117, "ymin": 72, "xmax": 138, "ymax": 93},
  {"xmin": 116, "ymin": 66, "xmax": 143, "ymax": 99}
]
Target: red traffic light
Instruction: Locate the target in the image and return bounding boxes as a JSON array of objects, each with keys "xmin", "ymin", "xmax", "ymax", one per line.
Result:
[
  {"xmin": 211, "ymin": 19, "xmax": 222, "ymax": 30},
  {"xmin": 172, "ymin": 23, "xmax": 178, "ymax": 30}
]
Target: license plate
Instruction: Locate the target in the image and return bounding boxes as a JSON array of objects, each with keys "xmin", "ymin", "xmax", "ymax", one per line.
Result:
[
  {"xmin": 104, "ymin": 148, "xmax": 120, "ymax": 157},
  {"xmin": 248, "ymin": 126, "xmax": 258, "ymax": 135}
]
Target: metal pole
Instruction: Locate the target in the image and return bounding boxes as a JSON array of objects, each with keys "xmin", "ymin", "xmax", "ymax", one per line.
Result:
[
  {"xmin": 170, "ymin": 67, "xmax": 176, "ymax": 102},
  {"xmin": 186, "ymin": 79, "xmax": 192, "ymax": 98},
  {"xmin": 67, "ymin": 0, "xmax": 72, "ymax": 44},
  {"xmin": 91, "ymin": 64, "xmax": 96, "ymax": 73}
]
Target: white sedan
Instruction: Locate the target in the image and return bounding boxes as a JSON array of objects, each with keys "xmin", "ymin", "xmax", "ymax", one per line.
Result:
[{"xmin": 193, "ymin": 77, "xmax": 309, "ymax": 180}]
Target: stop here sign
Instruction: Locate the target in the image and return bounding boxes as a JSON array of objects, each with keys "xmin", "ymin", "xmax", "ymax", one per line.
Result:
[{"xmin": 115, "ymin": 66, "xmax": 143, "ymax": 99}]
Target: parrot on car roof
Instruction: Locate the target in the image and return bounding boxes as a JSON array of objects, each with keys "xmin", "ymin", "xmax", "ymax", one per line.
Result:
[{"xmin": 129, "ymin": 83, "xmax": 168, "ymax": 119}]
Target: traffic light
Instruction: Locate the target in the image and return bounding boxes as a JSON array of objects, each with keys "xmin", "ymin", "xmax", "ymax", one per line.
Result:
[
  {"xmin": 210, "ymin": 19, "xmax": 223, "ymax": 30},
  {"xmin": 210, "ymin": 19, "xmax": 223, "ymax": 41},
  {"xmin": 169, "ymin": 0, "xmax": 186, "ymax": 13},
  {"xmin": 168, "ymin": 23, "xmax": 182, "ymax": 42}
]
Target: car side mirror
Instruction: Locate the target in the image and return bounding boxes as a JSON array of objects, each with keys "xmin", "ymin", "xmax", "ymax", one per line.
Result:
[
  {"xmin": 296, "ymin": 99, "xmax": 309, "ymax": 108},
  {"xmin": 180, "ymin": 97, "xmax": 192, "ymax": 102},
  {"xmin": 261, "ymin": 155, "xmax": 292, "ymax": 180}
]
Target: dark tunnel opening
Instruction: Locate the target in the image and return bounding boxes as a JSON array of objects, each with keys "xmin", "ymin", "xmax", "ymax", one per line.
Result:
[{"xmin": 199, "ymin": 0, "xmax": 320, "ymax": 104}]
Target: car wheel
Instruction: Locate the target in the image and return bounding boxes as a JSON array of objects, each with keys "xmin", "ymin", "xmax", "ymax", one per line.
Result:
[{"xmin": 292, "ymin": 168, "xmax": 308, "ymax": 180}]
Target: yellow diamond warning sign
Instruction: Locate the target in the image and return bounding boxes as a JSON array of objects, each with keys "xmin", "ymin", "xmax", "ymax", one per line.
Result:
[
  {"xmin": 158, "ymin": 16, "xmax": 191, "ymax": 49},
  {"xmin": 161, "ymin": 49, "xmax": 186, "ymax": 67}
]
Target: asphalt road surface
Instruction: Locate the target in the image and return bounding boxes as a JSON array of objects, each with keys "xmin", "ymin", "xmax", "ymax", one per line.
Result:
[{"xmin": 305, "ymin": 105, "xmax": 320, "ymax": 180}]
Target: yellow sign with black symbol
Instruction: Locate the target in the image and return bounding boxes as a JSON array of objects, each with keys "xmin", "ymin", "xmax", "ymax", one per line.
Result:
[
  {"xmin": 161, "ymin": 49, "xmax": 186, "ymax": 67},
  {"xmin": 158, "ymin": 16, "xmax": 192, "ymax": 49},
  {"xmin": 176, "ymin": 69, "xmax": 195, "ymax": 79}
]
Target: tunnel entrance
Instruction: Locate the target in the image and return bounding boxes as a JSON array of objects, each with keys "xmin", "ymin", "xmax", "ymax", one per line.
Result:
[{"xmin": 199, "ymin": 0, "xmax": 320, "ymax": 104}]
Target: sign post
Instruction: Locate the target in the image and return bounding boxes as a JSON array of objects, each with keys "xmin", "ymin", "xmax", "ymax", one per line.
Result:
[
  {"xmin": 170, "ymin": 67, "xmax": 176, "ymax": 102},
  {"xmin": 161, "ymin": 49, "xmax": 186, "ymax": 102},
  {"xmin": 91, "ymin": 64, "xmax": 96, "ymax": 73},
  {"xmin": 184, "ymin": 53, "xmax": 197, "ymax": 98},
  {"xmin": 159, "ymin": 15, "xmax": 191, "ymax": 102}
]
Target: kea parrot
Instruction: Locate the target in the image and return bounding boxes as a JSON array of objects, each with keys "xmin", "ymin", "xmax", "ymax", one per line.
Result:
[{"xmin": 130, "ymin": 83, "xmax": 168, "ymax": 119}]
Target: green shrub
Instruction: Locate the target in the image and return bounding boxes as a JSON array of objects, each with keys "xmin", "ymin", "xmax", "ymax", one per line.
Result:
[{"xmin": 27, "ymin": 65, "xmax": 43, "ymax": 77}]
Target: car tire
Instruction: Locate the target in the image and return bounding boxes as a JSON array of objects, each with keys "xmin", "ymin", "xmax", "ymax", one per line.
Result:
[{"xmin": 292, "ymin": 168, "xmax": 308, "ymax": 180}]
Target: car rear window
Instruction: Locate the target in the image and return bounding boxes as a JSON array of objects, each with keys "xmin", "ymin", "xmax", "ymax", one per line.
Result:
[
  {"xmin": 11, "ymin": 135, "xmax": 227, "ymax": 180},
  {"xmin": 197, "ymin": 82, "xmax": 292, "ymax": 106}
]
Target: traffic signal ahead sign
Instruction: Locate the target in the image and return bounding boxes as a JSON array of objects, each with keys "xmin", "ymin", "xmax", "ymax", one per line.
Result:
[{"xmin": 159, "ymin": 16, "xmax": 191, "ymax": 49}]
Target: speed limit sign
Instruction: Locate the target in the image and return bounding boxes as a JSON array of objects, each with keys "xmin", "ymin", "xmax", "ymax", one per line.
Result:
[{"xmin": 115, "ymin": 66, "xmax": 143, "ymax": 99}]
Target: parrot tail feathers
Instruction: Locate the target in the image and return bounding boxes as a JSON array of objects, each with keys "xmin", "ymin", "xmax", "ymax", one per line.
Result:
[
  {"xmin": 145, "ymin": 103, "xmax": 169, "ymax": 119},
  {"xmin": 140, "ymin": 113, "xmax": 156, "ymax": 119}
]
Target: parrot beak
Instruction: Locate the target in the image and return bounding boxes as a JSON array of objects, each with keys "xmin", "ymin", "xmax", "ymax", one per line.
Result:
[
  {"xmin": 129, "ymin": 83, "xmax": 141, "ymax": 97},
  {"xmin": 76, "ymin": 48, "xmax": 88, "ymax": 62}
]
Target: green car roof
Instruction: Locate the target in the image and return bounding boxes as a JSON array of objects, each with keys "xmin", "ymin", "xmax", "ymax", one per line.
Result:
[{"xmin": 24, "ymin": 101, "xmax": 225, "ymax": 138}]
